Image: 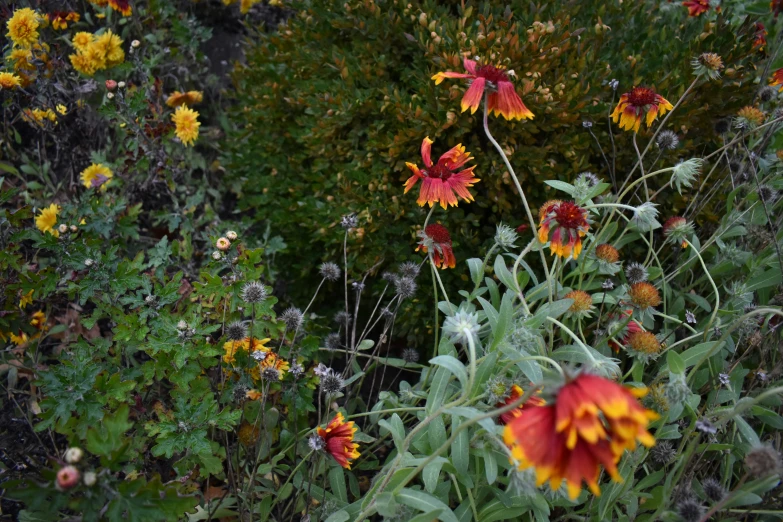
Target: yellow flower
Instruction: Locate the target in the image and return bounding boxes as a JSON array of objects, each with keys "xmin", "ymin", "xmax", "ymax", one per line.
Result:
[
  {"xmin": 6, "ymin": 8, "xmax": 41, "ymax": 48},
  {"xmin": 94, "ymin": 30, "xmax": 125, "ymax": 66},
  {"xmin": 35, "ymin": 203, "xmax": 60, "ymax": 236},
  {"xmin": 30, "ymin": 310, "xmax": 46, "ymax": 330},
  {"xmin": 23, "ymin": 108, "xmax": 58, "ymax": 127},
  {"xmin": 72, "ymin": 32, "xmax": 95, "ymax": 52},
  {"xmin": 19, "ymin": 289, "xmax": 34, "ymax": 309},
  {"xmin": 165, "ymin": 90, "xmax": 204, "ymax": 108},
  {"xmin": 240, "ymin": 0, "xmax": 262, "ymax": 13},
  {"xmin": 172, "ymin": 106, "xmax": 200, "ymax": 146},
  {"xmin": 0, "ymin": 72, "xmax": 22, "ymax": 90},
  {"xmin": 79, "ymin": 163, "xmax": 113, "ymax": 190},
  {"xmin": 56, "ymin": 104, "xmax": 67, "ymax": 115},
  {"xmin": 10, "ymin": 332, "xmax": 29, "ymax": 346}
]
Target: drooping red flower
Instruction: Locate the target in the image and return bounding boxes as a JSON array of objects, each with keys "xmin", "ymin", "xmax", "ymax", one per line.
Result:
[
  {"xmin": 496, "ymin": 385, "xmax": 546, "ymax": 425},
  {"xmin": 770, "ymin": 68, "xmax": 783, "ymax": 92},
  {"xmin": 682, "ymin": 0, "xmax": 710, "ymax": 16},
  {"xmin": 607, "ymin": 310, "xmax": 644, "ymax": 353},
  {"xmin": 108, "ymin": 0, "xmax": 132, "ymax": 16},
  {"xmin": 417, "ymin": 223, "xmax": 456, "ymax": 269},
  {"xmin": 404, "ymin": 137, "xmax": 480, "ymax": 209},
  {"xmin": 773, "ymin": 0, "xmax": 783, "ymax": 17},
  {"xmin": 754, "ymin": 22, "xmax": 768, "ymax": 53},
  {"xmin": 611, "ymin": 87, "xmax": 673, "ymax": 132},
  {"xmin": 432, "ymin": 57, "xmax": 534, "ymax": 121},
  {"xmin": 316, "ymin": 412, "xmax": 361, "ymax": 469},
  {"xmin": 503, "ymin": 373, "xmax": 658, "ymax": 499},
  {"xmin": 538, "ymin": 200, "xmax": 590, "ymax": 259}
]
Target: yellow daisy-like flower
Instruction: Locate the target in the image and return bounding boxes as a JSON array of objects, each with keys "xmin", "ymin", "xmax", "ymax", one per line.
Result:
[
  {"xmin": 19, "ymin": 289, "xmax": 34, "ymax": 309},
  {"xmin": 30, "ymin": 310, "xmax": 47, "ymax": 330},
  {"xmin": 94, "ymin": 30, "xmax": 125, "ymax": 66},
  {"xmin": 80, "ymin": 163, "xmax": 113, "ymax": 190},
  {"xmin": 72, "ymin": 32, "xmax": 95, "ymax": 52},
  {"xmin": 6, "ymin": 8, "xmax": 41, "ymax": 49},
  {"xmin": 35, "ymin": 203, "xmax": 60, "ymax": 236},
  {"xmin": 0, "ymin": 72, "xmax": 22, "ymax": 90},
  {"xmin": 56, "ymin": 104, "xmax": 67, "ymax": 115},
  {"xmin": 10, "ymin": 332, "xmax": 29, "ymax": 346},
  {"xmin": 172, "ymin": 106, "xmax": 201, "ymax": 146},
  {"xmin": 9, "ymin": 48, "xmax": 35, "ymax": 72},
  {"xmin": 165, "ymin": 90, "xmax": 204, "ymax": 108}
]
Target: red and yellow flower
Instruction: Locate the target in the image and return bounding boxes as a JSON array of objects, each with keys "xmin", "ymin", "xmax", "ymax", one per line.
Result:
[
  {"xmin": 496, "ymin": 384, "xmax": 545, "ymax": 425},
  {"xmin": 404, "ymin": 137, "xmax": 479, "ymax": 209},
  {"xmin": 317, "ymin": 412, "xmax": 361, "ymax": 469},
  {"xmin": 611, "ymin": 87, "xmax": 673, "ymax": 133},
  {"xmin": 770, "ymin": 68, "xmax": 783, "ymax": 92},
  {"xmin": 503, "ymin": 373, "xmax": 657, "ymax": 499},
  {"xmin": 46, "ymin": 11, "xmax": 80, "ymax": 30},
  {"xmin": 754, "ymin": 23, "xmax": 768, "ymax": 52},
  {"xmin": 108, "ymin": 0, "xmax": 132, "ymax": 16},
  {"xmin": 30, "ymin": 310, "xmax": 46, "ymax": 330},
  {"xmin": 417, "ymin": 223, "xmax": 456, "ymax": 269},
  {"xmin": 538, "ymin": 201, "xmax": 590, "ymax": 259},
  {"xmin": 222, "ymin": 337, "xmax": 270, "ymax": 364},
  {"xmin": 432, "ymin": 57, "xmax": 534, "ymax": 121},
  {"xmin": 682, "ymin": 0, "xmax": 710, "ymax": 16},
  {"xmin": 258, "ymin": 352, "xmax": 290, "ymax": 380}
]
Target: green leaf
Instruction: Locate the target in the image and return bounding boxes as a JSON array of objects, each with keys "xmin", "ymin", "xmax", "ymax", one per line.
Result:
[
  {"xmin": 429, "ymin": 355, "xmax": 468, "ymax": 389},
  {"xmin": 397, "ymin": 488, "xmax": 459, "ymax": 522},
  {"xmin": 378, "ymin": 414, "xmax": 406, "ymax": 452},
  {"xmin": 328, "ymin": 466, "xmax": 348, "ymax": 503},
  {"xmin": 467, "ymin": 258, "xmax": 484, "ymax": 285},
  {"xmin": 544, "ymin": 180, "xmax": 575, "ymax": 195},
  {"xmin": 667, "ymin": 351, "xmax": 686, "ymax": 375},
  {"xmin": 86, "ymin": 404, "xmax": 133, "ymax": 460}
]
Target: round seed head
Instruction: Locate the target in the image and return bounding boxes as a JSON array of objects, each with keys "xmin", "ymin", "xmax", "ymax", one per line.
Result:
[
  {"xmin": 398, "ymin": 261, "xmax": 421, "ymax": 279},
  {"xmin": 261, "ymin": 367, "xmax": 280, "ymax": 381},
  {"xmin": 701, "ymin": 478, "xmax": 725, "ymax": 501},
  {"xmin": 759, "ymin": 86, "xmax": 777, "ymax": 103},
  {"xmin": 677, "ymin": 498, "xmax": 704, "ymax": 522},
  {"xmin": 625, "ymin": 262, "xmax": 649, "ymax": 284},
  {"xmin": 280, "ymin": 307, "xmax": 304, "ymax": 330},
  {"xmin": 650, "ymin": 441, "xmax": 676, "ymax": 465},
  {"xmin": 395, "ymin": 277, "xmax": 417, "ymax": 300},
  {"xmin": 226, "ymin": 321, "xmax": 247, "ymax": 341},
  {"xmin": 745, "ymin": 445, "xmax": 782, "ymax": 477},
  {"xmin": 333, "ymin": 311, "xmax": 352, "ymax": 327},
  {"xmin": 656, "ymin": 130, "xmax": 679, "ymax": 150},
  {"xmin": 402, "ymin": 348, "xmax": 420, "ymax": 363},
  {"xmin": 320, "ymin": 372, "xmax": 345, "ymax": 394},
  {"xmin": 714, "ymin": 119, "xmax": 730, "ymax": 134},
  {"xmin": 758, "ymin": 184, "xmax": 778, "ymax": 204},
  {"xmin": 241, "ymin": 281, "xmax": 268, "ymax": 304},
  {"xmin": 324, "ymin": 332, "xmax": 342, "ymax": 351},
  {"xmin": 319, "ymin": 262, "xmax": 341, "ymax": 281}
]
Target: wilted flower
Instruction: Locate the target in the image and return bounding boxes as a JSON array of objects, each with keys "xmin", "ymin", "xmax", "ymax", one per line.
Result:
[
  {"xmin": 340, "ymin": 214, "xmax": 358, "ymax": 230},
  {"xmin": 432, "ymin": 57, "xmax": 534, "ymax": 120},
  {"xmin": 692, "ymin": 52, "xmax": 724, "ymax": 80},
  {"xmin": 632, "ymin": 202, "xmax": 661, "ymax": 232},
  {"xmin": 166, "ymin": 90, "xmax": 204, "ymax": 108},
  {"xmin": 261, "ymin": 367, "xmax": 280, "ymax": 381},
  {"xmin": 564, "ymin": 290, "xmax": 594, "ymax": 319},
  {"xmin": 308, "ymin": 434, "xmax": 326, "ymax": 451},
  {"xmin": 317, "ymin": 413, "xmax": 361, "ymax": 469},
  {"xmin": 758, "ymin": 184, "xmax": 778, "ymax": 204},
  {"xmin": 241, "ymin": 281, "xmax": 267, "ymax": 304},
  {"xmin": 404, "ymin": 137, "xmax": 480, "ymax": 209},
  {"xmin": 442, "ymin": 308, "xmax": 481, "ymax": 345},
  {"xmin": 611, "ymin": 86, "xmax": 673, "ymax": 132},
  {"xmin": 538, "ymin": 200, "xmax": 591, "ymax": 259},
  {"xmin": 656, "ymin": 130, "xmax": 679, "ymax": 150},
  {"xmin": 682, "ymin": 0, "xmax": 710, "ymax": 17},
  {"xmin": 417, "ymin": 223, "xmax": 456, "ymax": 269},
  {"xmin": 503, "ymin": 372, "xmax": 657, "ymax": 499},
  {"xmin": 280, "ymin": 307, "xmax": 304, "ymax": 330},
  {"xmin": 770, "ymin": 67, "xmax": 783, "ymax": 92},
  {"xmin": 625, "ymin": 262, "xmax": 649, "ymax": 284},
  {"xmin": 663, "ymin": 216, "xmax": 694, "ymax": 248},
  {"xmin": 494, "ymin": 223, "xmax": 519, "ymax": 250},
  {"xmin": 319, "ymin": 262, "xmax": 341, "ymax": 281},
  {"xmin": 671, "ymin": 158, "xmax": 702, "ymax": 194},
  {"xmin": 744, "ymin": 445, "xmax": 782, "ymax": 477},
  {"xmin": 734, "ymin": 106, "xmax": 765, "ymax": 130}
]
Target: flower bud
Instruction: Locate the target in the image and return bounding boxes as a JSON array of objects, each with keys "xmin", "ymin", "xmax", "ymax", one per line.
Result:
[
  {"xmin": 226, "ymin": 230, "xmax": 238, "ymax": 241},
  {"xmin": 131, "ymin": 39, "xmax": 140, "ymax": 48},
  {"xmin": 105, "ymin": 80, "xmax": 117, "ymax": 91},
  {"xmin": 58, "ymin": 224, "xmax": 68, "ymax": 234},
  {"xmin": 106, "ymin": 92, "xmax": 115, "ymax": 100},
  {"xmin": 83, "ymin": 471, "xmax": 97, "ymax": 487},
  {"xmin": 57, "ymin": 466, "xmax": 80, "ymax": 490},
  {"xmin": 64, "ymin": 447, "xmax": 83, "ymax": 464},
  {"xmin": 117, "ymin": 81, "xmax": 126, "ymax": 89},
  {"xmin": 69, "ymin": 225, "xmax": 77, "ymax": 232}
]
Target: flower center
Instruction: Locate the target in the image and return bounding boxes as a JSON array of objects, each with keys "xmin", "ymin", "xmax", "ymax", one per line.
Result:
[
  {"xmin": 425, "ymin": 162, "xmax": 452, "ymax": 181},
  {"xmin": 554, "ymin": 202, "xmax": 585, "ymax": 229},
  {"xmin": 476, "ymin": 65, "xmax": 509, "ymax": 87},
  {"xmin": 627, "ymin": 87, "xmax": 657, "ymax": 107}
]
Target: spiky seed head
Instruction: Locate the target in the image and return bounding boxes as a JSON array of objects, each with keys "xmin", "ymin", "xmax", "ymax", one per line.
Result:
[
  {"xmin": 395, "ymin": 277, "xmax": 417, "ymax": 300},
  {"xmin": 759, "ymin": 86, "xmax": 777, "ymax": 103},
  {"xmin": 402, "ymin": 348, "xmax": 419, "ymax": 363},
  {"xmin": 324, "ymin": 332, "xmax": 342, "ymax": 351},
  {"xmin": 341, "ymin": 214, "xmax": 359, "ymax": 230},
  {"xmin": 261, "ymin": 367, "xmax": 280, "ymax": 381},
  {"xmin": 714, "ymin": 119, "xmax": 730, "ymax": 134},
  {"xmin": 333, "ymin": 311, "xmax": 352, "ymax": 327},
  {"xmin": 308, "ymin": 434, "xmax": 326, "ymax": 451},
  {"xmin": 695, "ymin": 418, "xmax": 717, "ymax": 434},
  {"xmin": 701, "ymin": 478, "xmax": 725, "ymax": 501},
  {"xmin": 280, "ymin": 307, "xmax": 304, "ymax": 330},
  {"xmin": 241, "ymin": 281, "xmax": 268, "ymax": 303},
  {"xmin": 576, "ymin": 171, "xmax": 601, "ymax": 187},
  {"xmin": 677, "ymin": 498, "xmax": 704, "ymax": 522},
  {"xmin": 632, "ymin": 202, "xmax": 661, "ymax": 232},
  {"xmin": 745, "ymin": 445, "xmax": 782, "ymax": 477},
  {"xmin": 494, "ymin": 223, "xmax": 519, "ymax": 250},
  {"xmin": 398, "ymin": 261, "xmax": 421, "ymax": 279},
  {"xmin": 656, "ymin": 130, "xmax": 679, "ymax": 150},
  {"xmin": 758, "ymin": 184, "xmax": 778, "ymax": 204},
  {"xmin": 320, "ymin": 372, "xmax": 345, "ymax": 394},
  {"xmin": 226, "ymin": 321, "xmax": 247, "ymax": 341},
  {"xmin": 671, "ymin": 159, "xmax": 702, "ymax": 194},
  {"xmin": 233, "ymin": 384, "xmax": 249, "ymax": 402},
  {"xmin": 319, "ymin": 262, "xmax": 341, "ymax": 281},
  {"xmin": 625, "ymin": 262, "xmax": 649, "ymax": 284},
  {"xmin": 650, "ymin": 441, "xmax": 677, "ymax": 465},
  {"xmin": 382, "ymin": 271, "xmax": 399, "ymax": 283}
]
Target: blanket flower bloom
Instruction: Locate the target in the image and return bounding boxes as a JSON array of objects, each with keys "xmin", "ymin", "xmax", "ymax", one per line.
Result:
[
  {"xmin": 258, "ymin": 352, "xmax": 290, "ymax": 380},
  {"xmin": 682, "ymin": 0, "xmax": 710, "ymax": 16},
  {"xmin": 35, "ymin": 204, "xmax": 60, "ymax": 236},
  {"xmin": 503, "ymin": 373, "xmax": 657, "ymax": 499},
  {"xmin": 417, "ymin": 223, "xmax": 456, "ymax": 269},
  {"xmin": 6, "ymin": 8, "xmax": 41, "ymax": 48},
  {"xmin": 497, "ymin": 385, "xmax": 545, "ymax": 425},
  {"xmin": 108, "ymin": 0, "xmax": 132, "ymax": 16},
  {"xmin": 316, "ymin": 412, "xmax": 361, "ymax": 469},
  {"xmin": 770, "ymin": 68, "xmax": 783, "ymax": 91},
  {"xmin": 47, "ymin": 12, "xmax": 80, "ymax": 30},
  {"xmin": 172, "ymin": 106, "xmax": 200, "ymax": 146},
  {"xmin": 80, "ymin": 163, "xmax": 114, "ymax": 190},
  {"xmin": 611, "ymin": 87, "xmax": 673, "ymax": 132},
  {"xmin": 404, "ymin": 137, "xmax": 479, "ymax": 209},
  {"xmin": 538, "ymin": 200, "xmax": 590, "ymax": 259},
  {"xmin": 432, "ymin": 57, "xmax": 534, "ymax": 120}
]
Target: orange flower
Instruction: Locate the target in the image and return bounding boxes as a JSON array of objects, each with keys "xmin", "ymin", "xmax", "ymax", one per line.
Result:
[
  {"xmin": 504, "ymin": 373, "xmax": 657, "ymax": 499},
  {"xmin": 47, "ymin": 11, "xmax": 80, "ymax": 30},
  {"xmin": 258, "ymin": 352, "xmax": 290, "ymax": 380},
  {"xmin": 611, "ymin": 87, "xmax": 673, "ymax": 133},
  {"xmin": 416, "ymin": 223, "xmax": 456, "ymax": 269},
  {"xmin": 770, "ymin": 68, "xmax": 783, "ymax": 92},
  {"xmin": 595, "ymin": 244, "xmax": 620, "ymax": 263},
  {"xmin": 166, "ymin": 90, "xmax": 204, "ymax": 108},
  {"xmin": 682, "ymin": 0, "xmax": 710, "ymax": 16},
  {"xmin": 404, "ymin": 137, "xmax": 479, "ymax": 209},
  {"xmin": 754, "ymin": 22, "xmax": 768, "ymax": 52},
  {"xmin": 30, "ymin": 310, "xmax": 46, "ymax": 330},
  {"xmin": 496, "ymin": 384, "xmax": 545, "ymax": 425},
  {"xmin": 629, "ymin": 282, "xmax": 661, "ymax": 311},
  {"xmin": 316, "ymin": 412, "xmax": 361, "ymax": 469},
  {"xmin": 108, "ymin": 0, "xmax": 132, "ymax": 16},
  {"xmin": 432, "ymin": 57, "xmax": 534, "ymax": 121},
  {"xmin": 538, "ymin": 200, "xmax": 590, "ymax": 259}
]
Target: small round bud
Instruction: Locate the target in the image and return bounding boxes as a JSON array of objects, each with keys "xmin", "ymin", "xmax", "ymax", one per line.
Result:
[
  {"xmin": 83, "ymin": 471, "xmax": 97, "ymax": 487},
  {"xmin": 226, "ymin": 230, "xmax": 238, "ymax": 241},
  {"xmin": 105, "ymin": 80, "xmax": 117, "ymax": 91},
  {"xmin": 211, "ymin": 251, "xmax": 221, "ymax": 260},
  {"xmin": 216, "ymin": 237, "xmax": 231, "ymax": 251},
  {"xmin": 57, "ymin": 466, "xmax": 81, "ymax": 490},
  {"xmin": 64, "ymin": 447, "xmax": 83, "ymax": 464},
  {"xmin": 58, "ymin": 224, "xmax": 68, "ymax": 234},
  {"xmin": 131, "ymin": 39, "xmax": 141, "ymax": 48},
  {"xmin": 84, "ymin": 258, "xmax": 94, "ymax": 267},
  {"xmin": 69, "ymin": 225, "xmax": 77, "ymax": 232},
  {"xmin": 117, "ymin": 81, "xmax": 126, "ymax": 89},
  {"xmin": 106, "ymin": 92, "xmax": 115, "ymax": 100}
]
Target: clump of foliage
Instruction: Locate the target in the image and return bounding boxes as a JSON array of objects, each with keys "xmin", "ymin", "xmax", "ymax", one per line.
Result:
[{"xmin": 2, "ymin": 0, "xmax": 783, "ymax": 521}]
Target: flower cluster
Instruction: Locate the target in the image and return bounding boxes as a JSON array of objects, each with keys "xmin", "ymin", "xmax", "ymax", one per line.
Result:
[{"xmin": 69, "ymin": 30, "xmax": 125, "ymax": 76}]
